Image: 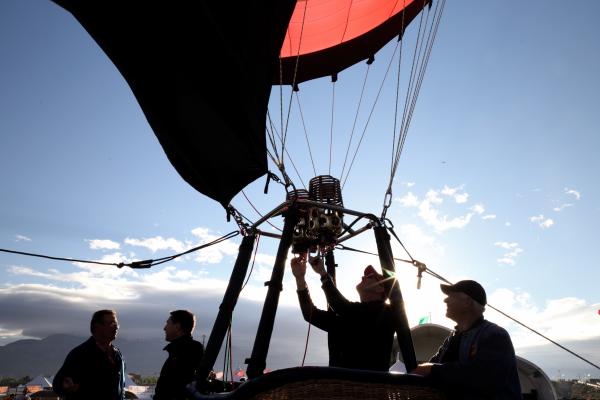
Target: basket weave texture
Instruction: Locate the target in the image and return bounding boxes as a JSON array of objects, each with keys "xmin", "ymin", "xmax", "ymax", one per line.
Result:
[{"xmin": 250, "ymin": 378, "xmax": 446, "ymax": 400}]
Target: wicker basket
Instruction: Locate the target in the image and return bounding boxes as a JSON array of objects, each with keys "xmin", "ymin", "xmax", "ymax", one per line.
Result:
[
  {"xmin": 251, "ymin": 378, "xmax": 445, "ymax": 400},
  {"xmin": 189, "ymin": 367, "xmax": 446, "ymax": 400}
]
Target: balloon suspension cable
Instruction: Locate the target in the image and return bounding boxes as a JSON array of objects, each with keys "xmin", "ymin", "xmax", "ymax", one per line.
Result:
[
  {"xmin": 384, "ymin": 0, "xmax": 446, "ymax": 213},
  {"xmin": 389, "ymin": 0, "xmax": 408, "ymax": 180},
  {"xmin": 294, "ymin": 91, "xmax": 318, "ymax": 177},
  {"xmin": 340, "ymin": 38, "xmax": 402, "ymax": 190},
  {"xmin": 280, "ymin": 0, "xmax": 309, "ymax": 164},
  {"xmin": 266, "ymin": 110, "xmax": 306, "ymax": 189},
  {"xmin": 339, "ymin": 57, "xmax": 373, "ymax": 181},
  {"xmin": 329, "ymin": 77, "xmax": 336, "ymax": 175}
]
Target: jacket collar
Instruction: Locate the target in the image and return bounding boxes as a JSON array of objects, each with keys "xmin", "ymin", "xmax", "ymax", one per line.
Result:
[{"xmin": 163, "ymin": 333, "xmax": 193, "ymax": 352}]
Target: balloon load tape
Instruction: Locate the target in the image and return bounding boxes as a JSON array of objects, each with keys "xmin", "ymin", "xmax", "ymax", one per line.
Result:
[{"xmin": 289, "ymin": 175, "xmax": 344, "ymax": 253}]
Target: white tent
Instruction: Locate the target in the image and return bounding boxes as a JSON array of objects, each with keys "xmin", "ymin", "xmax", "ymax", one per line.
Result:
[{"xmin": 26, "ymin": 375, "xmax": 52, "ymax": 389}]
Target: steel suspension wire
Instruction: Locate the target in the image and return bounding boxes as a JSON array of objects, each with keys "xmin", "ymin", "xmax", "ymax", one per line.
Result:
[
  {"xmin": 340, "ymin": 39, "xmax": 403, "ymax": 189},
  {"xmin": 385, "ymin": 0, "xmax": 430, "ymax": 202},
  {"xmin": 266, "ymin": 111, "xmax": 306, "ymax": 189},
  {"xmin": 390, "ymin": 0, "xmax": 409, "ymax": 180},
  {"xmin": 0, "ymin": 230, "xmax": 239, "ymax": 269},
  {"xmin": 280, "ymin": 0, "xmax": 309, "ymax": 168},
  {"xmin": 266, "ymin": 111, "xmax": 282, "ymax": 166},
  {"xmin": 397, "ymin": 0, "xmax": 444, "ymax": 169},
  {"xmin": 339, "ymin": 61, "xmax": 372, "ymax": 181},
  {"xmin": 382, "ymin": 0, "xmax": 445, "ymax": 218},
  {"xmin": 391, "ymin": 0, "xmax": 445, "ymax": 178},
  {"xmin": 329, "ymin": 80, "xmax": 336, "ymax": 175},
  {"xmin": 294, "ymin": 92, "xmax": 317, "ymax": 177}
]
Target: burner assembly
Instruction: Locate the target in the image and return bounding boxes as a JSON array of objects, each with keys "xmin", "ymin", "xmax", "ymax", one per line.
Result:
[{"xmin": 289, "ymin": 175, "xmax": 344, "ymax": 253}]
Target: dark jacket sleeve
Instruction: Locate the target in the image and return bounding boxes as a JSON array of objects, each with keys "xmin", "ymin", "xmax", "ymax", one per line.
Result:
[
  {"xmin": 52, "ymin": 346, "xmax": 83, "ymax": 397},
  {"xmin": 429, "ymin": 326, "xmax": 517, "ymax": 394},
  {"xmin": 296, "ymin": 288, "xmax": 336, "ymax": 331},
  {"xmin": 320, "ymin": 278, "xmax": 354, "ymax": 315}
]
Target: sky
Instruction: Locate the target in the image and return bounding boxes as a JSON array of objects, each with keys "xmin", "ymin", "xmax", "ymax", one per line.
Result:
[{"xmin": 1, "ymin": 0, "xmax": 600, "ymax": 380}]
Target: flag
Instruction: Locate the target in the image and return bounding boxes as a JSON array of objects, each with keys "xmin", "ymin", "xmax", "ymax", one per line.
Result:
[{"xmin": 235, "ymin": 369, "xmax": 246, "ymax": 378}]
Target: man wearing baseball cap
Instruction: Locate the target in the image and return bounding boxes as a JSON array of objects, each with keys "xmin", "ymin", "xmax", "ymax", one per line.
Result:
[
  {"xmin": 411, "ymin": 280, "xmax": 521, "ymax": 399},
  {"xmin": 290, "ymin": 253, "xmax": 395, "ymax": 371}
]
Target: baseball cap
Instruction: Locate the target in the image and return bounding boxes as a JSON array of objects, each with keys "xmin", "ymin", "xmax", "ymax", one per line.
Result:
[
  {"xmin": 363, "ymin": 265, "xmax": 383, "ymax": 281},
  {"xmin": 440, "ymin": 280, "xmax": 486, "ymax": 306}
]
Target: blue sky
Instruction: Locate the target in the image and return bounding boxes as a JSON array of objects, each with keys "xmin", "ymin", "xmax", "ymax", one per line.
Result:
[{"xmin": 1, "ymin": 0, "xmax": 599, "ymax": 379}]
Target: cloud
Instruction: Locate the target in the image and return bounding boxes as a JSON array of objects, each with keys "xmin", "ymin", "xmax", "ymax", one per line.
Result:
[
  {"xmin": 401, "ymin": 182, "xmax": 415, "ymax": 188},
  {"xmin": 530, "ymin": 215, "xmax": 554, "ymax": 229},
  {"xmin": 15, "ymin": 235, "xmax": 31, "ymax": 242},
  {"xmin": 87, "ymin": 239, "xmax": 120, "ymax": 250},
  {"xmin": 124, "ymin": 236, "xmax": 185, "ymax": 253},
  {"xmin": 396, "ymin": 192, "xmax": 419, "ymax": 207},
  {"xmin": 419, "ymin": 199, "xmax": 473, "ymax": 232},
  {"xmin": 552, "ymin": 203, "xmax": 572, "ymax": 212},
  {"xmin": 471, "ymin": 204, "xmax": 485, "ymax": 215},
  {"xmin": 494, "ymin": 242, "xmax": 523, "ymax": 265},
  {"xmin": 482, "ymin": 214, "xmax": 496, "ymax": 220},
  {"xmin": 564, "ymin": 188, "xmax": 581, "ymax": 200},
  {"xmin": 488, "ymin": 289, "xmax": 600, "ymax": 347},
  {"xmin": 454, "ymin": 193, "xmax": 469, "ymax": 204},
  {"xmin": 190, "ymin": 228, "xmax": 239, "ymax": 264},
  {"xmin": 396, "ymin": 187, "xmax": 482, "ymax": 233}
]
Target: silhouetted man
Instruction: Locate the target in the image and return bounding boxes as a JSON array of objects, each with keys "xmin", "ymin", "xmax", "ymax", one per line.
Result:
[
  {"xmin": 154, "ymin": 310, "xmax": 204, "ymax": 400},
  {"xmin": 411, "ymin": 280, "xmax": 521, "ymax": 399},
  {"xmin": 53, "ymin": 309, "xmax": 125, "ymax": 400},
  {"xmin": 291, "ymin": 253, "xmax": 395, "ymax": 371}
]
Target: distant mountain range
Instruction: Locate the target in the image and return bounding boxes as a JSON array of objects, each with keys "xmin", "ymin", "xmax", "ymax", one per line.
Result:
[
  {"xmin": 0, "ymin": 334, "xmax": 292, "ymax": 378},
  {"xmin": 0, "ymin": 334, "xmax": 166, "ymax": 377}
]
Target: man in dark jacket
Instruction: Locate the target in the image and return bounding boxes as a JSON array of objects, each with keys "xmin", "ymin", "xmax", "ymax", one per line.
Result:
[
  {"xmin": 411, "ymin": 280, "xmax": 522, "ymax": 400},
  {"xmin": 154, "ymin": 310, "xmax": 204, "ymax": 400},
  {"xmin": 53, "ymin": 309, "xmax": 125, "ymax": 400},
  {"xmin": 291, "ymin": 253, "xmax": 395, "ymax": 371}
]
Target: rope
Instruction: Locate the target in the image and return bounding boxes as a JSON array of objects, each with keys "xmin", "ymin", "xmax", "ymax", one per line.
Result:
[
  {"xmin": 241, "ymin": 191, "xmax": 282, "ymax": 232},
  {"xmin": 301, "ymin": 321, "xmax": 312, "ymax": 367},
  {"xmin": 241, "ymin": 233, "xmax": 261, "ymax": 291},
  {"xmin": 486, "ymin": 304, "xmax": 600, "ymax": 371},
  {"xmin": 335, "ymin": 241, "xmax": 600, "ymax": 371},
  {"xmin": 336, "ymin": 244, "xmax": 412, "ymax": 265},
  {"xmin": 382, "ymin": 222, "xmax": 600, "ymax": 371},
  {"xmin": 0, "ymin": 231, "xmax": 239, "ymax": 269}
]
